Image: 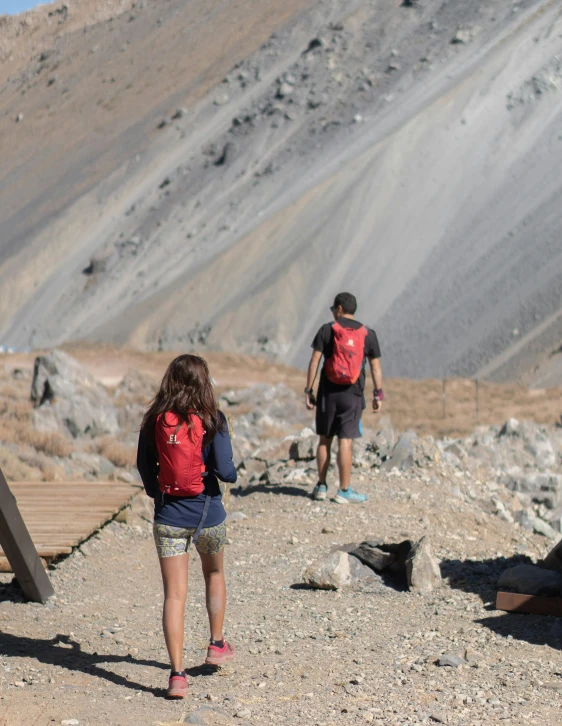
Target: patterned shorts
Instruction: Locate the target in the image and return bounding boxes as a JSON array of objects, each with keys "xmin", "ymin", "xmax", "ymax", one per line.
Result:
[{"xmin": 153, "ymin": 521, "xmax": 227, "ymax": 558}]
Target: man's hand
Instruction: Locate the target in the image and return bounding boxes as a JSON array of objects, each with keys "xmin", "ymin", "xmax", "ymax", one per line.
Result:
[
  {"xmin": 305, "ymin": 391, "xmax": 316, "ymax": 410},
  {"xmin": 372, "ymin": 396, "xmax": 382, "ymax": 413}
]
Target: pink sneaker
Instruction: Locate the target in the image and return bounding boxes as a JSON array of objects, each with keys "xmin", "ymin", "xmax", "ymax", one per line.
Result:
[
  {"xmin": 205, "ymin": 640, "xmax": 236, "ymax": 666},
  {"xmin": 166, "ymin": 672, "xmax": 188, "ymax": 699}
]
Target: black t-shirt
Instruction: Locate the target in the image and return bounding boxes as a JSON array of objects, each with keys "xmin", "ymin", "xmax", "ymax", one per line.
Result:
[{"xmin": 311, "ymin": 318, "xmax": 381, "ymax": 397}]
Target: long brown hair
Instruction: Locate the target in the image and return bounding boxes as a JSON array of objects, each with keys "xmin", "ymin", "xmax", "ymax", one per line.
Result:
[{"xmin": 141, "ymin": 354, "xmax": 220, "ymax": 447}]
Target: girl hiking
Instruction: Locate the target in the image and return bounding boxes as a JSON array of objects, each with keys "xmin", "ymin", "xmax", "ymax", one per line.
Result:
[{"xmin": 137, "ymin": 354, "xmax": 237, "ymax": 699}]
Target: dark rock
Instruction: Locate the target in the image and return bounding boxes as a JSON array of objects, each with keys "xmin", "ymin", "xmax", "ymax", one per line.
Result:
[
  {"xmin": 497, "ymin": 564, "xmax": 562, "ymax": 597},
  {"xmin": 350, "ymin": 539, "xmax": 412, "ymax": 573}
]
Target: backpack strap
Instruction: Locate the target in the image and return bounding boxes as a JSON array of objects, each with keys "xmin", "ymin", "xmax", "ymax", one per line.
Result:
[{"xmin": 192, "ymin": 495, "xmax": 212, "ymax": 544}]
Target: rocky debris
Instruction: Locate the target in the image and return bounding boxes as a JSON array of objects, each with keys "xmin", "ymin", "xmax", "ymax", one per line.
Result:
[
  {"xmin": 31, "ymin": 350, "xmax": 119, "ymax": 437},
  {"xmin": 406, "ymin": 536, "xmax": 442, "ymax": 593},
  {"xmin": 497, "ymin": 564, "xmax": 562, "ymax": 597}
]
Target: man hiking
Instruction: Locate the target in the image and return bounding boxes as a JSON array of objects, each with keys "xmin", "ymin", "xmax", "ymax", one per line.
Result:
[{"xmin": 305, "ymin": 292, "xmax": 383, "ymax": 503}]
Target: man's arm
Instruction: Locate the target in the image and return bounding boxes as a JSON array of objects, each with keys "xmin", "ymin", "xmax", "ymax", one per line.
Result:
[
  {"xmin": 305, "ymin": 350, "xmax": 323, "ymax": 410},
  {"xmin": 368, "ymin": 357, "xmax": 383, "ymax": 412}
]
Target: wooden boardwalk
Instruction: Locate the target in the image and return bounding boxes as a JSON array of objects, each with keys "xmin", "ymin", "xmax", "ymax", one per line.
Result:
[{"xmin": 0, "ymin": 480, "xmax": 142, "ymax": 571}]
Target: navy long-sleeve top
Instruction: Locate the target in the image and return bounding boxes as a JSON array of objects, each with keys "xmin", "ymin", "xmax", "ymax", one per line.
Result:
[{"xmin": 136, "ymin": 412, "xmax": 237, "ymax": 529}]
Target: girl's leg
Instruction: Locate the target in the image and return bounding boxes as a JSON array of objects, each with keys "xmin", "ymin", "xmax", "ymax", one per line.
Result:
[
  {"xmin": 199, "ymin": 550, "xmax": 226, "ymax": 641},
  {"xmin": 159, "ymin": 553, "xmax": 189, "ymax": 672}
]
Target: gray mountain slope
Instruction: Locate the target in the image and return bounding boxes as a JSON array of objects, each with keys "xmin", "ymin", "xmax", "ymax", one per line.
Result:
[{"xmin": 0, "ymin": 0, "xmax": 561, "ymax": 383}]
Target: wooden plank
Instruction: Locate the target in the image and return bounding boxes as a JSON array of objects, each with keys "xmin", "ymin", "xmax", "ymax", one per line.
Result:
[
  {"xmin": 0, "ymin": 479, "xmax": 139, "ymax": 573},
  {"xmin": 0, "ymin": 469, "xmax": 54, "ymax": 603},
  {"xmin": 496, "ymin": 591, "xmax": 562, "ymax": 616}
]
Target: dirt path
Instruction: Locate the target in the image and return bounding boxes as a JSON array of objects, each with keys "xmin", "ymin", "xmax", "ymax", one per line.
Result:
[{"xmin": 1, "ymin": 466, "xmax": 561, "ymax": 725}]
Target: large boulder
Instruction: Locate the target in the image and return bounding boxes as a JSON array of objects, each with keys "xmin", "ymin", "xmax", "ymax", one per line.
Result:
[{"xmin": 31, "ymin": 350, "xmax": 119, "ymax": 437}]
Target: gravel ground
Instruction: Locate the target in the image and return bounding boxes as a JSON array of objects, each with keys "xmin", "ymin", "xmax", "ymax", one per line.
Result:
[{"xmin": 1, "ymin": 463, "xmax": 561, "ymax": 725}]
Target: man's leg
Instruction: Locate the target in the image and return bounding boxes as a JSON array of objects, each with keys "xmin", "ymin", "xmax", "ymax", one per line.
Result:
[
  {"xmin": 317, "ymin": 435, "xmax": 333, "ymax": 483},
  {"xmin": 312, "ymin": 435, "xmax": 332, "ymax": 500},
  {"xmin": 336, "ymin": 438, "xmax": 353, "ymax": 491},
  {"xmin": 333, "ymin": 398, "xmax": 367, "ymax": 504}
]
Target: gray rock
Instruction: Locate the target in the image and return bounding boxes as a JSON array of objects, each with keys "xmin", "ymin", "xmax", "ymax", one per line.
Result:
[
  {"xmin": 303, "ymin": 551, "xmax": 351, "ymax": 590},
  {"xmin": 289, "ymin": 435, "xmax": 316, "ymax": 461},
  {"xmin": 529, "ymin": 516, "xmax": 558, "ymax": 540},
  {"xmin": 497, "ymin": 564, "xmax": 562, "ymax": 597},
  {"xmin": 406, "ymin": 536, "xmax": 442, "ymax": 593},
  {"xmin": 438, "ymin": 653, "xmax": 466, "ymax": 667},
  {"xmin": 381, "ymin": 432, "xmax": 416, "ymax": 471},
  {"xmin": 31, "ymin": 350, "xmax": 119, "ymax": 437},
  {"xmin": 348, "ymin": 554, "xmax": 378, "ymax": 584}
]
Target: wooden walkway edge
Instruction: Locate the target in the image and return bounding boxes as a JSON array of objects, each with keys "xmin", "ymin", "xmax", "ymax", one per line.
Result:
[{"xmin": 0, "ymin": 480, "xmax": 142, "ymax": 572}]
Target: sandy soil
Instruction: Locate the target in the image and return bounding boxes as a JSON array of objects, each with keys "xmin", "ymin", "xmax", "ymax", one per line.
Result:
[{"xmin": 1, "ymin": 463, "xmax": 561, "ymax": 726}]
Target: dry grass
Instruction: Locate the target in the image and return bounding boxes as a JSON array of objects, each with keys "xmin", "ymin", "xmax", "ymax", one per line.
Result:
[{"xmin": 95, "ymin": 436, "xmax": 136, "ymax": 468}]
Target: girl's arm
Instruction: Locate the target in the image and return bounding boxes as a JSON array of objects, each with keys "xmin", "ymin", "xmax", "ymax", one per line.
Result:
[
  {"xmin": 210, "ymin": 414, "xmax": 237, "ymax": 483},
  {"xmin": 136, "ymin": 429, "xmax": 160, "ymax": 498}
]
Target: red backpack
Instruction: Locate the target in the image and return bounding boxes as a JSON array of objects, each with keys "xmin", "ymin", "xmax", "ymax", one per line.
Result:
[
  {"xmin": 324, "ymin": 321, "xmax": 368, "ymax": 385},
  {"xmin": 155, "ymin": 412, "xmax": 206, "ymax": 496}
]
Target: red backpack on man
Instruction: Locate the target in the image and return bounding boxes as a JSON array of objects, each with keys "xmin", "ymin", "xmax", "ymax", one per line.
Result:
[
  {"xmin": 324, "ymin": 322, "xmax": 368, "ymax": 385},
  {"xmin": 155, "ymin": 412, "xmax": 206, "ymax": 496}
]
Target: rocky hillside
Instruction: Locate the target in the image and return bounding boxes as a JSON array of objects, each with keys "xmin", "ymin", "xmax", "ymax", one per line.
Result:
[{"xmin": 1, "ymin": 0, "xmax": 562, "ymax": 383}]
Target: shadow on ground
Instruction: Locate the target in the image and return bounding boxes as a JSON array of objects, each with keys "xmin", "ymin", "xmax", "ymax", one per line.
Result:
[
  {"xmin": 231, "ymin": 483, "xmax": 311, "ymax": 498},
  {"xmin": 440, "ymin": 553, "xmax": 562, "ymax": 651},
  {"xmin": 0, "ymin": 632, "xmax": 216, "ymax": 696}
]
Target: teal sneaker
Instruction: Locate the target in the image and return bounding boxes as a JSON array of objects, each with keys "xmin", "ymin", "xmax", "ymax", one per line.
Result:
[
  {"xmin": 312, "ymin": 483, "xmax": 328, "ymax": 501},
  {"xmin": 334, "ymin": 487, "xmax": 368, "ymax": 504}
]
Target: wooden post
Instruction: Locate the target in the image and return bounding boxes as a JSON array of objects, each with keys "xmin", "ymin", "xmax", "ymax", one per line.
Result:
[{"xmin": 0, "ymin": 468, "xmax": 54, "ymax": 604}]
